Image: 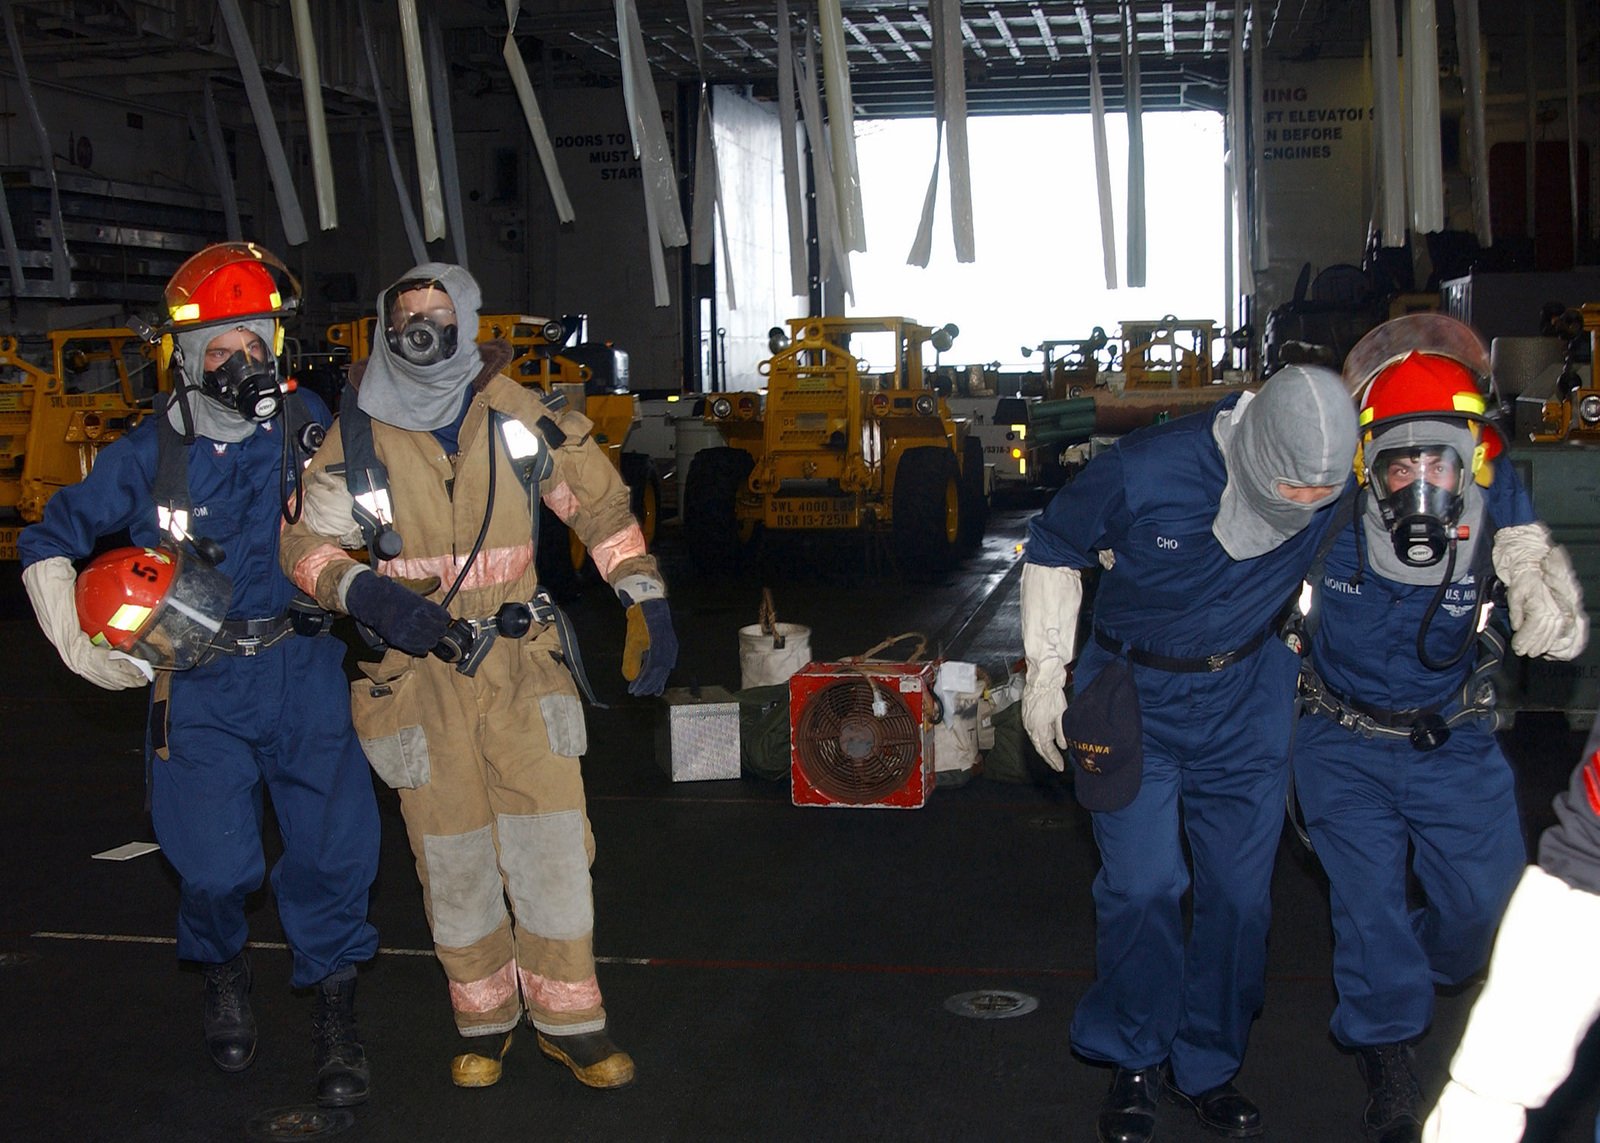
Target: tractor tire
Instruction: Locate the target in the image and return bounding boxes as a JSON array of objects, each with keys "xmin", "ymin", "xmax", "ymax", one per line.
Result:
[
  {"xmin": 684, "ymin": 446, "xmax": 755, "ymax": 575},
  {"xmin": 892, "ymin": 446, "xmax": 961, "ymax": 577},
  {"xmin": 957, "ymin": 435, "xmax": 988, "ymax": 551},
  {"xmin": 620, "ymin": 451, "xmax": 662, "ymax": 544}
]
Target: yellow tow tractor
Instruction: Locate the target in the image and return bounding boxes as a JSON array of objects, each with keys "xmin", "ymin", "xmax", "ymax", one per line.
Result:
[
  {"xmin": 0, "ymin": 328, "xmax": 170, "ymax": 559},
  {"xmin": 682, "ymin": 314, "xmax": 986, "ymax": 576},
  {"xmin": 326, "ymin": 314, "xmax": 660, "ymax": 586}
]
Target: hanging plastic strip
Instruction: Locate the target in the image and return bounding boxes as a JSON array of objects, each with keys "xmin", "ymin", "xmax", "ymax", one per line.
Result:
[
  {"xmin": 1404, "ymin": 0, "xmax": 1444, "ymax": 233},
  {"xmin": 818, "ymin": 0, "xmax": 867, "ymax": 253},
  {"xmin": 906, "ymin": 6, "xmax": 945, "ymax": 273},
  {"xmin": 1450, "ymin": 0, "xmax": 1491, "ymax": 247},
  {"xmin": 501, "ymin": 0, "xmax": 575, "ymax": 223},
  {"xmin": 395, "ymin": 0, "xmax": 446, "ymax": 242},
  {"xmin": 358, "ymin": 1, "xmax": 427, "ymax": 265},
  {"xmin": 615, "ymin": 0, "xmax": 688, "ymax": 306},
  {"xmin": 1369, "ymin": 0, "xmax": 1407, "ymax": 247},
  {"xmin": 1227, "ymin": 3, "xmax": 1253, "ymax": 298},
  {"xmin": 938, "ymin": 0, "xmax": 975, "ymax": 264},
  {"xmin": 774, "ymin": 0, "xmax": 809, "ymax": 300},
  {"xmin": 795, "ymin": 32, "xmax": 853, "ymax": 301},
  {"xmin": 1086, "ymin": 20, "xmax": 1119, "ymax": 290},
  {"xmin": 1249, "ymin": 0, "xmax": 1268, "ymax": 271},
  {"xmin": 215, "ymin": 0, "xmax": 307, "ymax": 246},
  {"xmin": 1121, "ymin": 2, "xmax": 1147, "ymax": 289},
  {"xmin": 1, "ymin": 3, "xmax": 69, "ymax": 293},
  {"xmin": 289, "ymin": 0, "xmax": 337, "ymax": 230},
  {"xmin": 686, "ymin": 4, "xmax": 737, "ymax": 309},
  {"xmin": 199, "ymin": 78, "xmax": 243, "ymax": 241},
  {"xmin": 424, "ymin": 16, "xmax": 470, "ymax": 268}
]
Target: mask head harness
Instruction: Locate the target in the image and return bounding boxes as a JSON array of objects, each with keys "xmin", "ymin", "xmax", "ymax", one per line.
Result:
[{"xmin": 383, "ymin": 278, "xmax": 459, "ymax": 367}]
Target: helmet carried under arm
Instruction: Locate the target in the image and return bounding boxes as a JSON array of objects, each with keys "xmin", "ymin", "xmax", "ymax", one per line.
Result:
[{"xmin": 75, "ymin": 546, "xmax": 233, "ymax": 670}]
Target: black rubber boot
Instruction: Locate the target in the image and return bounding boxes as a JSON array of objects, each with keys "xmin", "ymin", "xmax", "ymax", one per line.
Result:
[
  {"xmin": 312, "ymin": 967, "xmax": 369, "ymax": 1108},
  {"xmin": 201, "ymin": 951, "xmax": 256, "ymax": 1073},
  {"xmin": 1356, "ymin": 1043, "xmax": 1422, "ymax": 1143}
]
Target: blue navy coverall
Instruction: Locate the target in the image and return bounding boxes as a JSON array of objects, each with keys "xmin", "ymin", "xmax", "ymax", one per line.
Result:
[
  {"xmin": 1026, "ymin": 393, "xmax": 1345, "ymax": 1095},
  {"xmin": 1292, "ymin": 465, "xmax": 1536, "ymax": 1049},
  {"xmin": 17, "ymin": 396, "xmax": 379, "ymax": 987}
]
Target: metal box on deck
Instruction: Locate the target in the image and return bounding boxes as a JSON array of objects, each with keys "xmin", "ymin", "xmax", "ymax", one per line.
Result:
[{"xmin": 655, "ymin": 686, "xmax": 742, "ymax": 781}]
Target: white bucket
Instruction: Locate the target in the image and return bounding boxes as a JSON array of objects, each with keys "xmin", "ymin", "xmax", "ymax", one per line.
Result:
[{"xmin": 738, "ymin": 622, "xmax": 812, "ymax": 689}]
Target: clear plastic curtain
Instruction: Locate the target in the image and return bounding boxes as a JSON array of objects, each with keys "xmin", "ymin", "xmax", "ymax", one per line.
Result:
[
  {"xmin": 687, "ymin": 2, "xmax": 737, "ymax": 310},
  {"xmin": 1227, "ymin": 3, "xmax": 1253, "ymax": 297},
  {"xmin": 796, "ymin": 23, "xmax": 853, "ymax": 302},
  {"xmin": 907, "ymin": 0, "xmax": 974, "ymax": 267},
  {"xmin": 198, "ymin": 77, "xmax": 243, "ymax": 241}
]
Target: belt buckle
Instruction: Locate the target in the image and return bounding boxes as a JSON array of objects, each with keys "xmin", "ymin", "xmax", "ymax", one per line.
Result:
[
  {"xmin": 236, "ymin": 636, "xmax": 262, "ymax": 656},
  {"xmin": 1206, "ymin": 652, "xmax": 1228, "ymax": 671}
]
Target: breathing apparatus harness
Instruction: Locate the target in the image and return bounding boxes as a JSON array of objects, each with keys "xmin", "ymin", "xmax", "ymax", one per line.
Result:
[
  {"xmin": 1285, "ymin": 484, "xmax": 1506, "ymax": 753},
  {"xmin": 335, "ymin": 376, "xmax": 603, "ymax": 698},
  {"xmin": 151, "ymin": 387, "xmax": 333, "ymax": 657}
]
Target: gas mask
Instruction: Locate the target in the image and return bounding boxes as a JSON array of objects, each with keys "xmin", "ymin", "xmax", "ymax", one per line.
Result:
[
  {"xmin": 383, "ymin": 279, "xmax": 459, "ymax": 367},
  {"xmin": 202, "ymin": 346, "xmax": 286, "ymax": 423},
  {"xmin": 1368, "ymin": 443, "xmax": 1467, "ymax": 568}
]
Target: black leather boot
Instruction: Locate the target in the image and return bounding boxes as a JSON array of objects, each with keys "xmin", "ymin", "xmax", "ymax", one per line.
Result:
[
  {"xmin": 1161, "ymin": 1063, "xmax": 1264, "ymax": 1138},
  {"xmin": 1097, "ymin": 1065, "xmax": 1160, "ymax": 1143},
  {"xmin": 1356, "ymin": 1043, "xmax": 1422, "ymax": 1143},
  {"xmin": 312, "ymin": 967, "xmax": 369, "ymax": 1108},
  {"xmin": 201, "ymin": 951, "xmax": 256, "ymax": 1073}
]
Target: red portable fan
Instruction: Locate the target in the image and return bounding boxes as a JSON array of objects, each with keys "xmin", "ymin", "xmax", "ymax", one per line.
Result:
[{"xmin": 788, "ymin": 660, "xmax": 937, "ymax": 808}]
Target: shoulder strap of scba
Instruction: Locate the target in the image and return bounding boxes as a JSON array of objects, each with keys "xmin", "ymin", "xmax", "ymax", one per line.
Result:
[
  {"xmin": 333, "ymin": 381, "xmax": 564, "ymax": 566},
  {"xmin": 152, "ymin": 390, "xmax": 319, "ymax": 544}
]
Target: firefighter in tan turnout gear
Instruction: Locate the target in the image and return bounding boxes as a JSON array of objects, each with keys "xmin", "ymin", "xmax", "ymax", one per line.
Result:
[{"xmin": 280, "ymin": 262, "xmax": 677, "ymax": 1090}]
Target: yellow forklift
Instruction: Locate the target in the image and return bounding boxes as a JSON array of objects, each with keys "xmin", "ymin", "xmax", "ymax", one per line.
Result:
[
  {"xmin": 682, "ymin": 315, "xmax": 986, "ymax": 576},
  {"xmin": 0, "ymin": 328, "xmax": 169, "ymax": 559}
]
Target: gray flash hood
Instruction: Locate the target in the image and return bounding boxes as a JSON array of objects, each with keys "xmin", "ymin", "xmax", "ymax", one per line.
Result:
[
  {"xmin": 168, "ymin": 317, "xmax": 277, "ymax": 444},
  {"xmin": 1211, "ymin": 364, "xmax": 1359, "ymax": 560},
  {"xmin": 356, "ymin": 262, "xmax": 484, "ymax": 432}
]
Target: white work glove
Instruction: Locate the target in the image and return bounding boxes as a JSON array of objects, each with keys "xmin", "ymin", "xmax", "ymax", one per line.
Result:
[
  {"xmin": 1421, "ymin": 865, "xmax": 1600, "ymax": 1143},
  {"xmin": 299, "ymin": 467, "xmax": 365, "ymax": 548},
  {"xmin": 1020, "ymin": 562, "xmax": 1083, "ymax": 771},
  {"xmin": 22, "ymin": 556, "xmax": 151, "ymax": 691},
  {"xmin": 1492, "ymin": 523, "xmax": 1589, "ymax": 661}
]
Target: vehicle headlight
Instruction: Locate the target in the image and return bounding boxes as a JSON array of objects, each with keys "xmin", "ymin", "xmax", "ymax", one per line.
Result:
[
  {"xmin": 1580, "ymin": 394, "xmax": 1600, "ymax": 426},
  {"xmin": 913, "ymin": 393, "xmax": 936, "ymax": 416},
  {"xmin": 709, "ymin": 396, "xmax": 733, "ymax": 419}
]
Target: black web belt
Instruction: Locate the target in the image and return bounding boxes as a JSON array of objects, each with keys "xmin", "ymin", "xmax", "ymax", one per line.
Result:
[
  {"xmin": 1315, "ymin": 681, "xmax": 1443, "ymax": 730},
  {"xmin": 1095, "ymin": 624, "xmax": 1272, "ymax": 673},
  {"xmin": 209, "ymin": 614, "xmax": 297, "ymax": 656}
]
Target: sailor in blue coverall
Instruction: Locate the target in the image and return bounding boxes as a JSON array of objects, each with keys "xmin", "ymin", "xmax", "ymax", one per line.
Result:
[
  {"xmin": 1020, "ymin": 364, "xmax": 1359, "ymax": 1143},
  {"xmin": 1291, "ymin": 315, "xmax": 1589, "ymax": 1143},
  {"xmin": 17, "ymin": 243, "xmax": 379, "ymax": 1108}
]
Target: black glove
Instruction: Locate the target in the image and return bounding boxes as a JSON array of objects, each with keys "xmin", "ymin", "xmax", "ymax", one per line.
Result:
[{"xmin": 345, "ymin": 570, "xmax": 452, "ymax": 656}]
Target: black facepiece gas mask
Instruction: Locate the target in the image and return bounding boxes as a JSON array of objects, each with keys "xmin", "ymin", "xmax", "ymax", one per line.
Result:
[
  {"xmin": 202, "ymin": 347, "xmax": 286, "ymax": 423},
  {"xmin": 1369, "ymin": 444, "xmax": 1467, "ymax": 568},
  {"xmin": 383, "ymin": 279, "xmax": 459, "ymax": 367}
]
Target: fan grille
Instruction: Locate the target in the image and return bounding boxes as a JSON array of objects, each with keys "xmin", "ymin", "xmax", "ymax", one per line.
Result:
[{"xmin": 793, "ymin": 677, "xmax": 920, "ymax": 804}]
